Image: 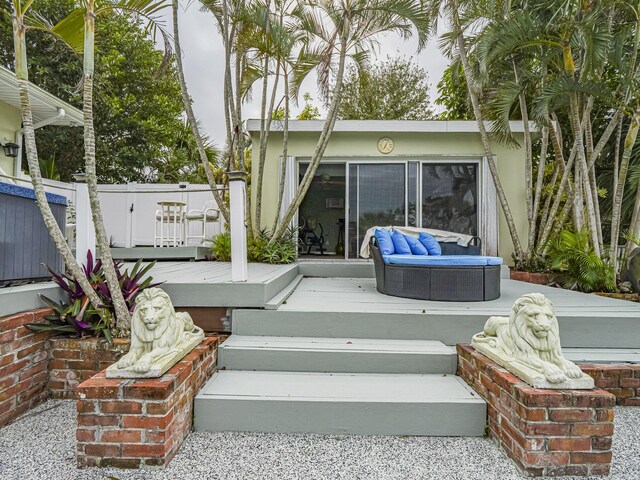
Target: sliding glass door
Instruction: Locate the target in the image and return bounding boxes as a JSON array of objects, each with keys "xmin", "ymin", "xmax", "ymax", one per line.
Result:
[
  {"xmin": 420, "ymin": 163, "xmax": 478, "ymax": 236},
  {"xmin": 348, "ymin": 163, "xmax": 406, "ymax": 258}
]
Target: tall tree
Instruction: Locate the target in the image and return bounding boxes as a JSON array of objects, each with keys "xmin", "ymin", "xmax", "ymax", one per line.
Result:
[
  {"xmin": 7, "ymin": 0, "xmax": 104, "ymax": 312},
  {"xmin": 0, "ymin": 0, "xmax": 195, "ymax": 183},
  {"xmin": 337, "ymin": 56, "xmax": 434, "ymax": 120},
  {"xmin": 270, "ymin": 0, "xmax": 430, "ymax": 241},
  {"xmin": 172, "ymin": 0, "xmax": 229, "ymax": 223}
]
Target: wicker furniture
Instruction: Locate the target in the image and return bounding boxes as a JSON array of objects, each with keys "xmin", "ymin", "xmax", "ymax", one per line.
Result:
[{"xmin": 370, "ymin": 238, "xmax": 501, "ymax": 302}]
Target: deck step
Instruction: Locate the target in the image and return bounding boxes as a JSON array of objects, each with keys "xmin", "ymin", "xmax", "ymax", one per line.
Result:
[
  {"xmin": 194, "ymin": 371, "xmax": 486, "ymax": 436},
  {"xmin": 219, "ymin": 335, "xmax": 457, "ymax": 374}
]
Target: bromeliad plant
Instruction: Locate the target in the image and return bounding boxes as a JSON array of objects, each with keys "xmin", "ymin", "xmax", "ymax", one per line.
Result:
[{"xmin": 27, "ymin": 251, "xmax": 160, "ymax": 339}]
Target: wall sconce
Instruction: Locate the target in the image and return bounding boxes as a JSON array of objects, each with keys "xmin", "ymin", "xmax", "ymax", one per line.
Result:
[{"xmin": 1, "ymin": 142, "xmax": 20, "ymax": 158}]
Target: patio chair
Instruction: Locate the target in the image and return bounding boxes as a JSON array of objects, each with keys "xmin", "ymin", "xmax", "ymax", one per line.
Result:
[
  {"xmin": 370, "ymin": 236, "xmax": 501, "ymax": 302},
  {"xmin": 185, "ymin": 201, "xmax": 220, "ymax": 245}
]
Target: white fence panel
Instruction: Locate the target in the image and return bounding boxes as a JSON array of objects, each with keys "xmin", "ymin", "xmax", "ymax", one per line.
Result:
[{"xmin": 98, "ymin": 183, "xmax": 224, "ymax": 247}]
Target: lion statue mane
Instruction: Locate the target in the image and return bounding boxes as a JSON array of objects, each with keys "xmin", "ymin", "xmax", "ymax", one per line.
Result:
[
  {"xmin": 472, "ymin": 293, "xmax": 583, "ymax": 384},
  {"xmin": 117, "ymin": 287, "xmax": 204, "ymax": 374}
]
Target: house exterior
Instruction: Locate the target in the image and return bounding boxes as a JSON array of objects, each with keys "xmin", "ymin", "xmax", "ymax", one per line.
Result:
[
  {"xmin": 0, "ymin": 65, "xmax": 82, "ymax": 179},
  {"xmin": 248, "ymin": 119, "xmax": 532, "ymax": 263}
]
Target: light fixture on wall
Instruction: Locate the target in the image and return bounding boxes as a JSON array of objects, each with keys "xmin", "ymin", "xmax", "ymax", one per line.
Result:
[{"xmin": 1, "ymin": 142, "xmax": 19, "ymax": 158}]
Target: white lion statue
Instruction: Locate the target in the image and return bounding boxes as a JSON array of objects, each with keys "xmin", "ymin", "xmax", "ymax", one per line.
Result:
[
  {"xmin": 472, "ymin": 293, "xmax": 593, "ymax": 389},
  {"xmin": 109, "ymin": 288, "xmax": 204, "ymax": 378}
]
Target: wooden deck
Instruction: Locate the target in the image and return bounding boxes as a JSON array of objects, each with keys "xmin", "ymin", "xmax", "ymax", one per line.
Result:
[
  {"xmin": 126, "ymin": 261, "xmax": 299, "ymax": 308},
  {"xmin": 232, "ymin": 277, "xmax": 640, "ymax": 349}
]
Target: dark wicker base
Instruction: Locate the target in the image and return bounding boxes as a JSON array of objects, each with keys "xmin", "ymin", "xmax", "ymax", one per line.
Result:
[{"xmin": 371, "ymin": 242, "xmax": 501, "ymax": 302}]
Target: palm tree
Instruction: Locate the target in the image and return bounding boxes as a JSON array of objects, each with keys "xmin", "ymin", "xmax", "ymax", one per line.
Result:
[
  {"xmin": 171, "ymin": 0, "xmax": 230, "ymax": 224},
  {"xmin": 54, "ymin": 0, "xmax": 171, "ymax": 333},
  {"xmin": 270, "ymin": 0, "xmax": 430, "ymax": 241},
  {"xmin": 423, "ymin": 0, "xmax": 525, "ymax": 261},
  {"xmin": 8, "ymin": 0, "xmax": 104, "ymax": 311}
]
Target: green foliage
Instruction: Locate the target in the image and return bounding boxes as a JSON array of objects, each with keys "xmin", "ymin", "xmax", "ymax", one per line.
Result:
[
  {"xmin": 546, "ymin": 229, "xmax": 616, "ymax": 293},
  {"xmin": 435, "ymin": 64, "xmax": 473, "ymax": 120},
  {"xmin": 296, "ymin": 93, "xmax": 321, "ymax": 120},
  {"xmin": 337, "ymin": 57, "xmax": 434, "ymax": 120},
  {"xmin": 0, "ymin": 0, "xmax": 200, "ymax": 183},
  {"xmin": 26, "ymin": 253, "xmax": 158, "ymax": 338},
  {"xmin": 210, "ymin": 229, "xmax": 297, "ymax": 264}
]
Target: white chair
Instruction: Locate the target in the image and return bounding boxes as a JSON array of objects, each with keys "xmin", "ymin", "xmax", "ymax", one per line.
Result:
[
  {"xmin": 185, "ymin": 201, "xmax": 220, "ymax": 245},
  {"xmin": 154, "ymin": 202, "xmax": 187, "ymax": 247}
]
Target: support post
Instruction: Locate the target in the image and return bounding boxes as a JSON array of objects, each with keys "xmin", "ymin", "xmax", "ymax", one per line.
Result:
[
  {"xmin": 73, "ymin": 174, "xmax": 96, "ymax": 264},
  {"xmin": 226, "ymin": 171, "xmax": 248, "ymax": 282}
]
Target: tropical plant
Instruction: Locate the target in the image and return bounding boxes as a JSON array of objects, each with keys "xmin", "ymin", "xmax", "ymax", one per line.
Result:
[
  {"xmin": 546, "ymin": 229, "xmax": 616, "ymax": 293},
  {"xmin": 26, "ymin": 251, "xmax": 159, "ymax": 338},
  {"xmin": 51, "ymin": 0, "xmax": 172, "ymax": 334},
  {"xmin": 172, "ymin": 0, "xmax": 229, "ymax": 223},
  {"xmin": 270, "ymin": 0, "xmax": 430, "ymax": 242},
  {"xmin": 337, "ymin": 56, "xmax": 434, "ymax": 120},
  {"xmin": 210, "ymin": 228, "xmax": 297, "ymax": 264}
]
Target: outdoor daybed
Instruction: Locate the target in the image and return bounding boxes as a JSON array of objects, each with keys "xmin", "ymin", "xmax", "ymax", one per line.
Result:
[{"xmin": 370, "ymin": 231, "xmax": 502, "ymax": 302}]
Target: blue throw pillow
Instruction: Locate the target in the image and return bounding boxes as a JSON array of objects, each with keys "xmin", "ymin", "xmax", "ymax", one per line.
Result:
[
  {"xmin": 404, "ymin": 234, "xmax": 428, "ymax": 255},
  {"xmin": 391, "ymin": 230, "xmax": 412, "ymax": 255},
  {"xmin": 419, "ymin": 232, "xmax": 442, "ymax": 256},
  {"xmin": 374, "ymin": 229, "xmax": 395, "ymax": 255}
]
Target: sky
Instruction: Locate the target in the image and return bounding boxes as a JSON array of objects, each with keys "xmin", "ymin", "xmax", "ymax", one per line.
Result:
[{"xmin": 160, "ymin": 3, "xmax": 450, "ymax": 148}]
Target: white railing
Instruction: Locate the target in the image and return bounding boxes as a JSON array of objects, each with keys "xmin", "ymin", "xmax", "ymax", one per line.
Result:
[{"xmin": 1, "ymin": 174, "xmax": 225, "ymax": 258}]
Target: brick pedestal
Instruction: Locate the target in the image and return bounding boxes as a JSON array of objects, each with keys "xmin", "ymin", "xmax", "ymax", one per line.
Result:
[
  {"xmin": 580, "ymin": 364, "xmax": 640, "ymax": 406},
  {"xmin": 457, "ymin": 344, "xmax": 615, "ymax": 477},
  {"xmin": 0, "ymin": 308, "xmax": 52, "ymax": 427},
  {"xmin": 76, "ymin": 337, "xmax": 218, "ymax": 468},
  {"xmin": 48, "ymin": 337, "xmax": 129, "ymax": 399}
]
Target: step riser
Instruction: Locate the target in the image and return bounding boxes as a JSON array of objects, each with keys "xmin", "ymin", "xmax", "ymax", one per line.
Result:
[
  {"xmin": 194, "ymin": 399, "xmax": 486, "ymax": 436},
  {"xmin": 220, "ymin": 347, "xmax": 457, "ymax": 374},
  {"xmin": 232, "ymin": 310, "xmax": 640, "ymax": 348}
]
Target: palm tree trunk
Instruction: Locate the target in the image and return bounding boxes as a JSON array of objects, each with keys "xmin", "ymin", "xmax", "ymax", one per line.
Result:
[
  {"xmin": 450, "ymin": 0, "xmax": 524, "ymax": 261},
  {"xmin": 271, "ymin": 42, "xmax": 348, "ymax": 242},
  {"xmin": 11, "ymin": 9, "xmax": 103, "ymax": 311},
  {"xmin": 82, "ymin": 2, "xmax": 131, "ymax": 334},
  {"xmin": 172, "ymin": 0, "xmax": 229, "ymax": 223},
  {"xmin": 531, "ymin": 123, "xmax": 548, "ymax": 247},
  {"xmin": 609, "ymin": 110, "xmax": 640, "ymax": 262},
  {"xmin": 273, "ymin": 73, "xmax": 290, "ymax": 230}
]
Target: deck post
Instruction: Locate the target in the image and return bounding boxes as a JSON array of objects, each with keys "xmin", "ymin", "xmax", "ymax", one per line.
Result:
[
  {"xmin": 227, "ymin": 171, "xmax": 248, "ymax": 282},
  {"xmin": 72, "ymin": 174, "xmax": 96, "ymax": 264}
]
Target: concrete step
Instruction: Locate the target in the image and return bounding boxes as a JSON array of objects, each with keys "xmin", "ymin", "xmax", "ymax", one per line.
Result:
[
  {"xmin": 194, "ymin": 371, "xmax": 486, "ymax": 436},
  {"xmin": 219, "ymin": 335, "xmax": 457, "ymax": 374}
]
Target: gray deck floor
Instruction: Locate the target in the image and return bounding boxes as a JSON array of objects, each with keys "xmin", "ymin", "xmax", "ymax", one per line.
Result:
[
  {"xmin": 124, "ymin": 261, "xmax": 298, "ymax": 308},
  {"xmin": 269, "ymin": 277, "xmax": 640, "ymax": 349},
  {"xmin": 280, "ymin": 277, "xmax": 640, "ymax": 317}
]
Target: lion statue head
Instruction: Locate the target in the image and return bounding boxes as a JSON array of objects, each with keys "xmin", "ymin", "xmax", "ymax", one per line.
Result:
[
  {"xmin": 509, "ymin": 293, "xmax": 560, "ymax": 355},
  {"xmin": 132, "ymin": 288, "xmax": 176, "ymax": 343}
]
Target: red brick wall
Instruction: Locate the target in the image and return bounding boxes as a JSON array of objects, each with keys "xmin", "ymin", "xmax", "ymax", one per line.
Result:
[
  {"xmin": 0, "ymin": 309, "xmax": 52, "ymax": 427},
  {"xmin": 580, "ymin": 364, "xmax": 640, "ymax": 406},
  {"xmin": 457, "ymin": 344, "xmax": 615, "ymax": 477},
  {"xmin": 76, "ymin": 337, "xmax": 218, "ymax": 468},
  {"xmin": 48, "ymin": 338, "xmax": 129, "ymax": 399}
]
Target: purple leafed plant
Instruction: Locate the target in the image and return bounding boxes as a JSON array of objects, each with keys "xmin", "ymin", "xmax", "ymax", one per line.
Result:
[{"xmin": 27, "ymin": 251, "xmax": 161, "ymax": 339}]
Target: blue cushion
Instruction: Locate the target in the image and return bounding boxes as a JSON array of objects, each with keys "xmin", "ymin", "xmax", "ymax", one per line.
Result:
[
  {"xmin": 403, "ymin": 234, "xmax": 428, "ymax": 255},
  {"xmin": 374, "ymin": 229, "xmax": 395, "ymax": 255},
  {"xmin": 391, "ymin": 230, "xmax": 412, "ymax": 255},
  {"xmin": 382, "ymin": 254, "xmax": 504, "ymax": 266},
  {"xmin": 419, "ymin": 232, "xmax": 442, "ymax": 256},
  {"xmin": 382, "ymin": 255, "xmax": 484, "ymax": 266}
]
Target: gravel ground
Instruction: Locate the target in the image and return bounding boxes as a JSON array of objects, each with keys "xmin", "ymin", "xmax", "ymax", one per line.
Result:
[{"xmin": 0, "ymin": 400, "xmax": 638, "ymax": 480}]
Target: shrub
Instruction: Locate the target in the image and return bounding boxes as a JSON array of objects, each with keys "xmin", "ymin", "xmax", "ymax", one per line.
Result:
[
  {"xmin": 210, "ymin": 229, "xmax": 297, "ymax": 264},
  {"xmin": 546, "ymin": 229, "xmax": 616, "ymax": 293},
  {"xmin": 27, "ymin": 251, "xmax": 159, "ymax": 339}
]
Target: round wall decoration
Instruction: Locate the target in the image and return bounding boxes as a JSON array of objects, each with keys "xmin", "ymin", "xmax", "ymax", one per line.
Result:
[{"xmin": 377, "ymin": 137, "xmax": 394, "ymax": 154}]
